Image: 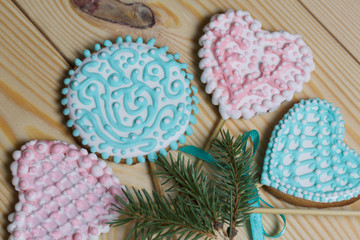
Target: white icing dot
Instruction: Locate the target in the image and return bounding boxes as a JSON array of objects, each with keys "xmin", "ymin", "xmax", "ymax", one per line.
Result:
[
  {"xmin": 315, "ymin": 170, "xmax": 321, "ymax": 175},
  {"xmin": 135, "ymin": 120, "xmax": 141, "ymax": 124},
  {"xmin": 90, "ymin": 86, "xmax": 95, "ymax": 91},
  {"xmin": 91, "ymin": 165, "xmax": 103, "ymax": 177}
]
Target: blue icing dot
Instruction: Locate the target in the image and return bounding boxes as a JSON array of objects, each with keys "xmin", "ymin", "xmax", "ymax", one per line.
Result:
[
  {"xmin": 124, "ymin": 117, "xmax": 129, "ymax": 122},
  {"xmin": 63, "ymin": 108, "xmax": 69, "ymax": 115},
  {"xmin": 83, "ymin": 49, "xmax": 91, "ymax": 57},
  {"xmin": 94, "ymin": 43, "xmax": 101, "ymax": 51},
  {"xmin": 167, "ymin": 54, "xmax": 174, "ymax": 60},
  {"xmin": 82, "ymin": 139, "xmax": 88, "ymax": 145},
  {"xmin": 66, "ymin": 119, "xmax": 74, "ymax": 127},
  {"xmin": 136, "ymin": 37, "xmax": 143, "ymax": 44},
  {"xmin": 141, "ymin": 53, "xmax": 147, "ymax": 58},
  {"xmin": 192, "ymin": 96, "xmax": 200, "ymax": 104},
  {"xmin": 147, "ymin": 38, "xmax": 155, "ymax": 46},
  {"xmin": 169, "ymin": 141, "xmax": 178, "ymax": 150},
  {"xmin": 106, "ymin": 69, "xmax": 111, "ymax": 74},
  {"xmin": 186, "ymin": 73, "xmax": 193, "ymax": 80},
  {"xmin": 159, "ymin": 148, "xmax": 167, "ymax": 157},
  {"xmin": 61, "ymin": 88, "xmax": 68, "ymax": 95},
  {"xmin": 153, "ymin": 131, "xmax": 159, "ymax": 137},
  {"xmin": 160, "ymin": 142, "xmax": 164, "ymax": 146},
  {"xmin": 120, "ymin": 56, "xmax": 125, "ymax": 60},
  {"xmin": 137, "ymin": 156, "xmax": 145, "ymax": 163},
  {"xmin": 180, "ymin": 70, "xmax": 186, "ymax": 77},
  {"xmin": 186, "ymin": 104, "xmax": 192, "ymax": 111},
  {"xmin": 113, "ymin": 156, "xmax": 121, "ymax": 163},
  {"xmin": 137, "ymin": 45, "xmax": 143, "ymax": 50},
  {"xmin": 116, "ymin": 37, "xmax": 123, "ymax": 43},
  {"xmin": 192, "ymin": 105, "xmax": 199, "ymax": 115},
  {"xmin": 147, "ymin": 152, "xmax": 158, "ymax": 162},
  {"xmin": 152, "ymin": 68, "xmax": 159, "ymax": 74},
  {"xmin": 122, "ymin": 63, "xmax": 129, "ymax": 69},
  {"xmin": 130, "ymin": 148, "xmax": 134, "ymax": 152},
  {"xmin": 178, "ymin": 135, "xmax": 186, "ymax": 144},
  {"xmin": 185, "ymin": 96, "xmax": 192, "ymax": 103},
  {"xmin": 174, "ymin": 53, "xmax": 180, "ymax": 59},
  {"xmin": 125, "ymin": 35, "xmax": 132, "ymax": 42},
  {"xmin": 75, "ymin": 73, "xmax": 81, "ymax": 79},
  {"xmin": 186, "ymin": 126, "xmax": 193, "ymax": 136},
  {"xmin": 73, "ymin": 129, "xmax": 79, "ymax": 137},
  {"xmin": 69, "ymin": 70, "xmax": 74, "ymax": 75},
  {"xmin": 91, "ymin": 55, "xmax": 97, "ymax": 60},
  {"xmin": 90, "ymin": 135, "xmax": 96, "ymax": 141},
  {"xmin": 110, "ymin": 46, "xmax": 115, "ymax": 52},
  {"xmin": 139, "ymin": 60, "xmax": 145, "ymax": 66},
  {"xmin": 126, "ymin": 158, "xmax": 133, "ymax": 165},
  {"xmin": 71, "ymin": 103, "xmax": 77, "ymax": 108},
  {"xmin": 61, "ymin": 98, "xmax": 68, "ymax": 105},
  {"xmin": 162, "ymin": 97, "xmax": 167, "ymax": 102},
  {"xmin": 191, "ymin": 86, "xmax": 198, "ymax": 94},
  {"xmin": 172, "ymin": 71, "xmax": 178, "ymax": 76},
  {"xmin": 104, "ymin": 40, "xmax": 112, "ymax": 47},
  {"xmin": 90, "ymin": 146, "xmax": 97, "ymax": 152},
  {"xmin": 101, "ymin": 152, "xmax": 110, "ymax": 159},
  {"xmin": 185, "ymin": 88, "xmax": 191, "ymax": 95},
  {"xmin": 189, "ymin": 115, "xmax": 197, "ymax": 124},
  {"xmin": 121, "ymin": 150, "xmax": 126, "ymax": 155},
  {"xmin": 64, "ymin": 78, "xmax": 71, "ymax": 85},
  {"xmin": 75, "ymin": 59, "xmax": 82, "ymax": 66}
]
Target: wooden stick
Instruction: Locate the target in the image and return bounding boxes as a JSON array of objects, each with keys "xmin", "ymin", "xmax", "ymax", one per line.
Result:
[
  {"xmin": 251, "ymin": 207, "xmax": 360, "ymax": 216},
  {"xmin": 195, "ymin": 119, "xmax": 226, "ymax": 168},
  {"xmin": 148, "ymin": 161, "xmax": 164, "ymax": 196}
]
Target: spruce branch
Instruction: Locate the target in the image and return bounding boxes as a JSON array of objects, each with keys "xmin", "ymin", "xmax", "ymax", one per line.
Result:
[
  {"xmin": 109, "ymin": 130, "xmax": 259, "ymax": 240},
  {"xmin": 109, "ymin": 187, "xmax": 216, "ymax": 240},
  {"xmin": 209, "ymin": 130, "xmax": 258, "ymax": 239},
  {"xmin": 154, "ymin": 154, "xmax": 222, "ymax": 226}
]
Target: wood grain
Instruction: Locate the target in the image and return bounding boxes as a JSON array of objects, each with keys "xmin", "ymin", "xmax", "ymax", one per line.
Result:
[
  {"xmin": 0, "ymin": 1, "xmax": 154, "ymax": 239},
  {"xmin": 1, "ymin": 0, "xmax": 360, "ymax": 239},
  {"xmin": 300, "ymin": 0, "xmax": 360, "ymax": 62}
]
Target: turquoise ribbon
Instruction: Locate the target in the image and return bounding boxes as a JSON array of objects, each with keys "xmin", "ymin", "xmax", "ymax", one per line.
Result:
[{"xmin": 179, "ymin": 130, "xmax": 286, "ymax": 239}]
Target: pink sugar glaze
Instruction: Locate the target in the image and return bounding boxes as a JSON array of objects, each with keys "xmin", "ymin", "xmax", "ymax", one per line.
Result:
[
  {"xmin": 8, "ymin": 140, "xmax": 127, "ymax": 240},
  {"xmin": 199, "ymin": 10, "xmax": 314, "ymax": 120}
]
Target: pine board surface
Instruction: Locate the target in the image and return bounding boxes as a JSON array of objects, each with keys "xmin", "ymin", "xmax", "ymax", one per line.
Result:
[{"xmin": 0, "ymin": 0, "xmax": 360, "ymax": 239}]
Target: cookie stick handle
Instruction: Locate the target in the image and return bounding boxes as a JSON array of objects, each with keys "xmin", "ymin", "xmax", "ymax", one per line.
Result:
[
  {"xmin": 251, "ymin": 207, "xmax": 360, "ymax": 216},
  {"xmin": 149, "ymin": 161, "xmax": 164, "ymax": 196},
  {"xmin": 195, "ymin": 118, "xmax": 226, "ymax": 168}
]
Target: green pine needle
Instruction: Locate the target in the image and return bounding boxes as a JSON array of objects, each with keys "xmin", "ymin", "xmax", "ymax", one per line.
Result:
[
  {"xmin": 209, "ymin": 130, "xmax": 258, "ymax": 237},
  {"xmin": 109, "ymin": 130, "xmax": 259, "ymax": 240},
  {"xmin": 109, "ymin": 187, "xmax": 216, "ymax": 240}
]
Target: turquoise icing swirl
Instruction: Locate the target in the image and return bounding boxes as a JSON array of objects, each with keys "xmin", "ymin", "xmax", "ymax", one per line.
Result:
[
  {"xmin": 63, "ymin": 37, "xmax": 197, "ymax": 164},
  {"xmin": 261, "ymin": 98, "xmax": 360, "ymax": 203}
]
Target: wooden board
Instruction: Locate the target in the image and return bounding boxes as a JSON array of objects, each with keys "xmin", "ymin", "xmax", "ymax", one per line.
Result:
[{"xmin": 0, "ymin": 0, "xmax": 359, "ymax": 239}]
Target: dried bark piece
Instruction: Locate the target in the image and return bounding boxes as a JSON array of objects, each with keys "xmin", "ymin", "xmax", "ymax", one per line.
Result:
[{"xmin": 73, "ymin": 0, "xmax": 155, "ymax": 28}]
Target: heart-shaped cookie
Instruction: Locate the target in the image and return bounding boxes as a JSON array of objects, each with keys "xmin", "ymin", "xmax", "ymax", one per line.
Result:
[
  {"xmin": 199, "ymin": 10, "xmax": 315, "ymax": 120},
  {"xmin": 261, "ymin": 99, "xmax": 360, "ymax": 207},
  {"xmin": 7, "ymin": 140, "xmax": 127, "ymax": 239}
]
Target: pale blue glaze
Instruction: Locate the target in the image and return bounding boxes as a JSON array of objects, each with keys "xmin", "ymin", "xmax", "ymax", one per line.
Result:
[
  {"xmin": 261, "ymin": 98, "xmax": 360, "ymax": 203},
  {"xmin": 64, "ymin": 36, "xmax": 198, "ymax": 163}
]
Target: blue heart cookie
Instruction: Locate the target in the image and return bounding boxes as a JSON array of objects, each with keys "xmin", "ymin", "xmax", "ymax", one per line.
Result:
[{"xmin": 261, "ymin": 98, "xmax": 360, "ymax": 206}]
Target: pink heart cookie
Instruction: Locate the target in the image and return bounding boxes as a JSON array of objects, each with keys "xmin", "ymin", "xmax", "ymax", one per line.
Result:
[
  {"xmin": 199, "ymin": 10, "xmax": 315, "ymax": 120},
  {"xmin": 7, "ymin": 140, "xmax": 127, "ymax": 240}
]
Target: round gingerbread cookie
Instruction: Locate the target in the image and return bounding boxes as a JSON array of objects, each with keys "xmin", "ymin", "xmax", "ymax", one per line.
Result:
[
  {"xmin": 261, "ymin": 98, "xmax": 360, "ymax": 207},
  {"xmin": 7, "ymin": 140, "xmax": 127, "ymax": 240},
  {"xmin": 61, "ymin": 36, "xmax": 199, "ymax": 165},
  {"xmin": 198, "ymin": 10, "xmax": 314, "ymax": 120}
]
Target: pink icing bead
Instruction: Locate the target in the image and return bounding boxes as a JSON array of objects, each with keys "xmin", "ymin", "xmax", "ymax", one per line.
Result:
[
  {"xmin": 73, "ymin": 233, "xmax": 83, "ymax": 240},
  {"xmin": 7, "ymin": 140, "xmax": 127, "ymax": 240},
  {"xmin": 199, "ymin": 10, "xmax": 314, "ymax": 120}
]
